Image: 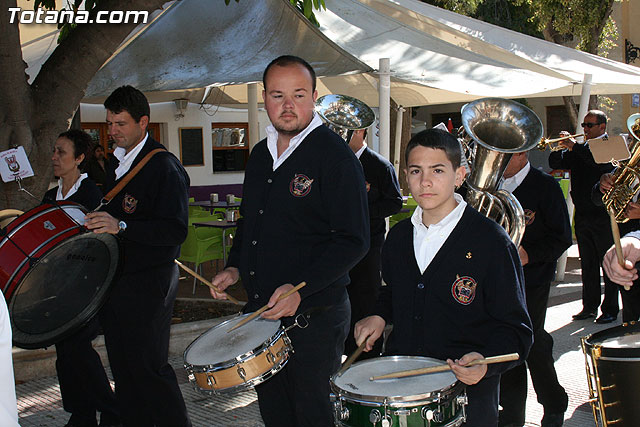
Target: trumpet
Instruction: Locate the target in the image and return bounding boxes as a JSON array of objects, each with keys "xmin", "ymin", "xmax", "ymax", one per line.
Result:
[{"xmin": 536, "ymin": 133, "xmax": 584, "ymax": 151}]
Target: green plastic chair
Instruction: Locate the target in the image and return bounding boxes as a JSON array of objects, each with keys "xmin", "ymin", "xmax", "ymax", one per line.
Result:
[
  {"xmin": 188, "ymin": 209, "xmax": 212, "ymax": 225},
  {"xmin": 178, "ymin": 225, "xmax": 226, "ymax": 293}
]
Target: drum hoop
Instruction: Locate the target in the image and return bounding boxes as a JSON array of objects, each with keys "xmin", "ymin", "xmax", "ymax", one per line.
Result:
[
  {"xmin": 9, "ymin": 232, "xmax": 119, "ymax": 349},
  {"xmin": 330, "ymin": 355, "xmax": 462, "ymax": 405},
  {"xmin": 183, "ymin": 314, "xmax": 284, "ymax": 369},
  {"xmin": 5, "ymin": 227, "xmax": 81, "ymax": 295},
  {"xmin": 0, "ymin": 203, "xmax": 83, "ymax": 246},
  {"xmin": 583, "ymin": 322, "xmax": 640, "ymax": 358}
]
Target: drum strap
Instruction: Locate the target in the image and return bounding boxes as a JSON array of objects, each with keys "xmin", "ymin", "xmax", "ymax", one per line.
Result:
[{"xmin": 94, "ymin": 148, "xmax": 166, "ymax": 211}]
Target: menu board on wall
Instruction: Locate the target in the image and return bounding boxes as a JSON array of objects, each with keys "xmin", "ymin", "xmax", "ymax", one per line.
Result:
[{"xmin": 179, "ymin": 127, "xmax": 204, "ymax": 166}]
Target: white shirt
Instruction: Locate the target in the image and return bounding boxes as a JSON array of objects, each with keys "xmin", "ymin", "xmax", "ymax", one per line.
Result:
[
  {"xmin": 412, "ymin": 193, "xmax": 467, "ymax": 273},
  {"xmin": 266, "ymin": 113, "xmax": 323, "ymax": 170},
  {"xmin": 0, "ymin": 293, "xmax": 19, "ymax": 427},
  {"xmin": 500, "ymin": 162, "xmax": 530, "ymax": 193},
  {"xmin": 56, "ymin": 173, "xmax": 89, "ymax": 201},
  {"xmin": 113, "ymin": 133, "xmax": 149, "ymax": 179},
  {"xmin": 354, "ymin": 143, "xmax": 367, "ymax": 159}
]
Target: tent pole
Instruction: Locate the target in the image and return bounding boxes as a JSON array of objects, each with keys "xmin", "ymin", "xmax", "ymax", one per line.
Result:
[
  {"xmin": 394, "ymin": 106, "xmax": 405, "ymax": 178},
  {"xmin": 575, "ymin": 73, "xmax": 593, "ymax": 135},
  {"xmin": 248, "ymin": 83, "xmax": 259, "ymax": 152},
  {"xmin": 379, "ymin": 58, "xmax": 391, "ymax": 160}
]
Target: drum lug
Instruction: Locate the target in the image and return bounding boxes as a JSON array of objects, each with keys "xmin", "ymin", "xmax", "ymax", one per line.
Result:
[
  {"xmin": 266, "ymin": 351, "xmax": 275, "ymax": 364},
  {"xmin": 332, "ymin": 398, "xmax": 349, "ymax": 421},
  {"xmin": 369, "ymin": 409, "xmax": 381, "ymax": 424},
  {"xmin": 456, "ymin": 394, "xmax": 468, "ymax": 407},
  {"xmin": 420, "ymin": 407, "xmax": 443, "ymax": 423},
  {"xmin": 237, "ymin": 365, "xmax": 246, "ymax": 381},
  {"xmin": 206, "ymin": 374, "xmax": 216, "ymax": 387}
]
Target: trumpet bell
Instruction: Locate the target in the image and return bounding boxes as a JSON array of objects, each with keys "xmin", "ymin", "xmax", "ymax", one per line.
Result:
[{"xmin": 315, "ymin": 94, "xmax": 376, "ymax": 141}]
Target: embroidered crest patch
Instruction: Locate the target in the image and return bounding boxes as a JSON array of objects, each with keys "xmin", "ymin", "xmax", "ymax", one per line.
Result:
[
  {"xmin": 290, "ymin": 174, "xmax": 314, "ymax": 197},
  {"xmin": 524, "ymin": 209, "xmax": 535, "ymax": 226},
  {"xmin": 451, "ymin": 275, "xmax": 477, "ymax": 305},
  {"xmin": 122, "ymin": 194, "xmax": 138, "ymax": 214}
]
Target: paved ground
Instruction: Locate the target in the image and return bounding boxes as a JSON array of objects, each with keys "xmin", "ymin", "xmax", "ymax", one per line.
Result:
[{"xmin": 14, "ymin": 246, "xmax": 617, "ymax": 426}]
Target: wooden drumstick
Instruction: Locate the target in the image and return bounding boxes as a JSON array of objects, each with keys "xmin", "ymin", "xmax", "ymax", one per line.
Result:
[
  {"xmin": 608, "ymin": 209, "xmax": 631, "ymax": 291},
  {"xmin": 336, "ymin": 339, "xmax": 368, "ymax": 377},
  {"xmin": 227, "ymin": 281, "xmax": 306, "ymax": 333},
  {"xmin": 174, "ymin": 260, "xmax": 242, "ymax": 305},
  {"xmin": 369, "ymin": 353, "xmax": 520, "ymax": 381}
]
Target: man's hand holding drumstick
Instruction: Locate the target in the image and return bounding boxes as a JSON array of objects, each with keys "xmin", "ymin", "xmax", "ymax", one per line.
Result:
[
  {"xmin": 603, "ymin": 236, "xmax": 640, "ymax": 288},
  {"xmin": 211, "ymin": 268, "xmax": 301, "ymax": 320}
]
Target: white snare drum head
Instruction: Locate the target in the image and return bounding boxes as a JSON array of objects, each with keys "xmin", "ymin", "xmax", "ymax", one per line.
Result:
[
  {"xmin": 185, "ymin": 314, "xmax": 281, "ymax": 366},
  {"xmin": 333, "ymin": 356, "xmax": 457, "ymax": 399},
  {"xmin": 62, "ymin": 205, "xmax": 86, "ymax": 225},
  {"xmin": 600, "ymin": 332, "xmax": 640, "ymax": 349}
]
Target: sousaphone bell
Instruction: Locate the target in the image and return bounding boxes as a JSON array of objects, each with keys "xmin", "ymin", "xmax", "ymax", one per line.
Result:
[{"xmin": 315, "ymin": 94, "xmax": 376, "ymax": 141}]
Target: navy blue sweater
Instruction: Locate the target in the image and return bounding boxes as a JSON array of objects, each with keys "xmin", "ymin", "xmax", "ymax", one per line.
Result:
[{"xmin": 228, "ymin": 125, "xmax": 370, "ymax": 312}]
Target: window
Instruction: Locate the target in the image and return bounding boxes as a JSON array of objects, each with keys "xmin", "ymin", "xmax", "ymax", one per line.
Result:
[
  {"xmin": 82, "ymin": 122, "xmax": 162, "ymax": 153},
  {"xmin": 212, "ymin": 122, "xmax": 249, "ymax": 172}
]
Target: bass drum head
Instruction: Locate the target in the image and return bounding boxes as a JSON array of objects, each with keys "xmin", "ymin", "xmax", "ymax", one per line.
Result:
[
  {"xmin": 9, "ymin": 232, "xmax": 119, "ymax": 349},
  {"xmin": 584, "ymin": 322, "xmax": 640, "ymax": 359}
]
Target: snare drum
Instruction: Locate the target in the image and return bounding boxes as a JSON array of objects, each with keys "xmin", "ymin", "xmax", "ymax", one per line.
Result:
[
  {"xmin": 582, "ymin": 322, "xmax": 640, "ymax": 427},
  {"xmin": 183, "ymin": 313, "xmax": 292, "ymax": 394},
  {"xmin": 0, "ymin": 202, "xmax": 119, "ymax": 349},
  {"xmin": 331, "ymin": 356, "xmax": 467, "ymax": 427}
]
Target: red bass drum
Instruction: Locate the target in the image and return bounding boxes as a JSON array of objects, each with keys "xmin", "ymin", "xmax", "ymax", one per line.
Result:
[{"xmin": 0, "ymin": 202, "xmax": 119, "ymax": 349}]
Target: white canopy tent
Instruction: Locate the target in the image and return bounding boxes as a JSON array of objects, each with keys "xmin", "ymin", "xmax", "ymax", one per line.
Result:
[{"xmin": 77, "ymin": 0, "xmax": 640, "ymax": 106}]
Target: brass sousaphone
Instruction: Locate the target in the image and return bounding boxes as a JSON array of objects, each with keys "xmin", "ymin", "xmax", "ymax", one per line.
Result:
[
  {"xmin": 315, "ymin": 94, "xmax": 376, "ymax": 141},
  {"xmin": 461, "ymin": 98, "xmax": 543, "ymax": 246}
]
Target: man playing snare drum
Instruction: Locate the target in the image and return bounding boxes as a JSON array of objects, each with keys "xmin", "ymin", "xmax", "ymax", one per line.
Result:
[
  {"xmin": 355, "ymin": 129, "xmax": 532, "ymax": 426},
  {"xmin": 210, "ymin": 55, "xmax": 369, "ymax": 427}
]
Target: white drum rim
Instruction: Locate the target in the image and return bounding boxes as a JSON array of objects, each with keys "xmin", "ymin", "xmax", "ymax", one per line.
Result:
[{"xmin": 330, "ymin": 355, "xmax": 462, "ymax": 405}]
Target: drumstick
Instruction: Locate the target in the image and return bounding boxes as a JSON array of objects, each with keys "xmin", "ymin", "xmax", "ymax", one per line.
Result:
[
  {"xmin": 608, "ymin": 209, "xmax": 631, "ymax": 291},
  {"xmin": 369, "ymin": 353, "xmax": 520, "ymax": 381},
  {"xmin": 336, "ymin": 339, "xmax": 368, "ymax": 377},
  {"xmin": 174, "ymin": 260, "xmax": 242, "ymax": 305},
  {"xmin": 227, "ymin": 282, "xmax": 306, "ymax": 333}
]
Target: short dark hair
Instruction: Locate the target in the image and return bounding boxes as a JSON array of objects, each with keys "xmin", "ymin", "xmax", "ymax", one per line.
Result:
[
  {"xmin": 586, "ymin": 110, "xmax": 607, "ymax": 126},
  {"xmin": 405, "ymin": 128, "xmax": 461, "ymax": 169},
  {"xmin": 58, "ymin": 129, "xmax": 92, "ymax": 168},
  {"xmin": 104, "ymin": 85, "xmax": 150, "ymax": 123},
  {"xmin": 262, "ymin": 55, "xmax": 316, "ymax": 93}
]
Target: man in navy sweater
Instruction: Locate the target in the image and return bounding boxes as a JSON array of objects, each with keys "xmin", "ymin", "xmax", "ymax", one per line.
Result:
[
  {"xmin": 498, "ymin": 151, "xmax": 571, "ymax": 427},
  {"xmin": 211, "ymin": 56, "xmax": 369, "ymax": 427},
  {"xmin": 355, "ymin": 129, "xmax": 532, "ymax": 426}
]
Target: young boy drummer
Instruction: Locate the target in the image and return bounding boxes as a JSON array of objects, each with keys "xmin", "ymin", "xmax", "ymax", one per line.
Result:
[{"xmin": 355, "ymin": 129, "xmax": 533, "ymax": 426}]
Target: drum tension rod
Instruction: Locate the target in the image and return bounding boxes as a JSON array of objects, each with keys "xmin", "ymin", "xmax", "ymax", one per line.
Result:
[{"xmin": 1, "ymin": 232, "xmax": 38, "ymax": 266}]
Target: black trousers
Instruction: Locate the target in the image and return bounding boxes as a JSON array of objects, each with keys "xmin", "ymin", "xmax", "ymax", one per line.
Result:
[
  {"xmin": 255, "ymin": 294, "xmax": 350, "ymax": 427},
  {"xmin": 621, "ymin": 278, "xmax": 640, "ymax": 322},
  {"xmin": 344, "ymin": 233, "xmax": 384, "ymax": 359},
  {"xmin": 55, "ymin": 317, "xmax": 118, "ymax": 425},
  {"xmin": 499, "ymin": 283, "xmax": 567, "ymax": 425},
  {"xmin": 99, "ymin": 264, "xmax": 191, "ymax": 427},
  {"xmin": 574, "ymin": 212, "xmax": 619, "ymax": 315}
]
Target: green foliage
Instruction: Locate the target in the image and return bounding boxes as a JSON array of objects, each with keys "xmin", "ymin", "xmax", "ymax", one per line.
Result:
[
  {"xmin": 473, "ymin": 0, "xmax": 543, "ymax": 38},
  {"xmin": 225, "ymin": 0, "xmax": 325, "ymax": 26},
  {"xmin": 427, "ymin": 0, "xmax": 481, "ymax": 15}
]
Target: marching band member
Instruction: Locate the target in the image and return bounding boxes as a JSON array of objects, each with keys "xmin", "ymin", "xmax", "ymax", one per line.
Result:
[
  {"xmin": 44, "ymin": 130, "xmax": 120, "ymax": 427},
  {"xmin": 85, "ymin": 86, "xmax": 191, "ymax": 427},
  {"xmin": 211, "ymin": 56, "xmax": 369, "ymax": 427},
  {"xmin": 343, "ymin": 128, "xmax": 402, "ymax": 360},
  {"xmin": 498, "ymin": 151, "xmax": 571, "ymax": 427},
  {"xmin": 549, "ymin": 110, "xmax": 618, "ymax": 324},
  {"xmin": 355, "ymin": 129, "xmax": 532, "ymax": 426}
]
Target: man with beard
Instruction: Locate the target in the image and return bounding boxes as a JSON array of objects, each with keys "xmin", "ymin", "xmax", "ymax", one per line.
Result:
[{"xmin": 210, "ymin": 56, "xmax": 369, "ymax": 427}]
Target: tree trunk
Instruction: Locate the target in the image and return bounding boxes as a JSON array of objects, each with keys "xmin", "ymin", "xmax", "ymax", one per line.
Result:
[{"xmin": 0, "ymin": 0, "xmax": 166, "ymax": 211}]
